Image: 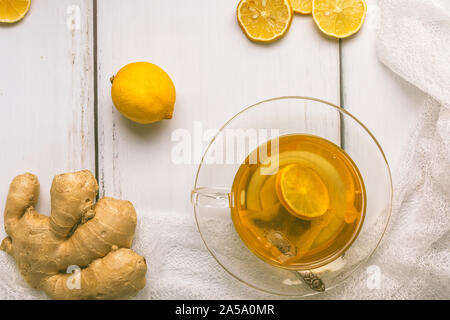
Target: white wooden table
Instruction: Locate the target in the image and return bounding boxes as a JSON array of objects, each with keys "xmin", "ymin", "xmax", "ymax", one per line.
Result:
[{"xmin": 0, "ymin": 0, "xmax": 424, "ymax": 260}]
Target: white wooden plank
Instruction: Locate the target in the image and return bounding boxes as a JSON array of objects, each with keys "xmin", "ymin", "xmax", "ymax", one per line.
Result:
[
  {"xmin": 0, "ymin": 0, "xmax": 95, "ymax": 224},
  {"xmin": 341, "ymin": 0, "xmax": 426, "ymax": 168},
  {"xmin": 96, "ymin": 0, "xmax": 340, "ymax": 214}
]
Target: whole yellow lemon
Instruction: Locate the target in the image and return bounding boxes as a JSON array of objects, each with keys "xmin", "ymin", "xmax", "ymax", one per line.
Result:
[{"xmin": 111, "ymin": 62, "xmax": 176, "ymax": 124}]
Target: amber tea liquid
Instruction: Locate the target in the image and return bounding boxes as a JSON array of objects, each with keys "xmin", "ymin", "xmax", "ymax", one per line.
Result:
[{"xmin": 231, "ymin": 134, "xmax": 366, "ymax": 269}]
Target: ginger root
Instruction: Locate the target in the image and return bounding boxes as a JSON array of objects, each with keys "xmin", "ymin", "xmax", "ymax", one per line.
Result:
[{"xmin": 0, "ymin": 170, "xmax": 147, "ymax": 299}]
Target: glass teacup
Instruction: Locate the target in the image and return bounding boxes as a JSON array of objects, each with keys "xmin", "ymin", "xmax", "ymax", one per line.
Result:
[{"xmin": 191, "ymin": 97, "xmax": 392, "ymax": 296}]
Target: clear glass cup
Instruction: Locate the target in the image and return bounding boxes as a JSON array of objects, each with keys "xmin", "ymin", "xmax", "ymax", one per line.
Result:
[{"xmin": 191, "ymin": 97, "xmax": 392, "ymax": 296}]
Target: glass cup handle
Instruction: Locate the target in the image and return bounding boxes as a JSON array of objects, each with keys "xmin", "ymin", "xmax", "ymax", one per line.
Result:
[{"xmin": 191, "ymin": 187, "xmax": 233, "ymax": 208}]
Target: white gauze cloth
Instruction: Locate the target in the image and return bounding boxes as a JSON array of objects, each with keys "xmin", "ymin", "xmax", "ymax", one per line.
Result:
[{"xmin": 0, "ymin": 0, "xmax": 449, "ymax": 300}]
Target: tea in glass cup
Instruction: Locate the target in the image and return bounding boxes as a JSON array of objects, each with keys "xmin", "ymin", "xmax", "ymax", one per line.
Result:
[{"xmin": 231, "ymin": 134, "xmax": 366, "ymax": 269}]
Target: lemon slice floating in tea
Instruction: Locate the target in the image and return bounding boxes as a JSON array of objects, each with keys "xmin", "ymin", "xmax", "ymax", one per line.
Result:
[
  {"xmin": 312, "ymin": 0, "xmax": 367, "ymax": 38},
  {"xmin": 237, "ymin": 0, "xmax": 293, "ymax": 43},
  {"xmin": 276, "ymin": 164, "xmax": 329, "ymax": 220},
  {"xmin": 0, "ymin": 0, "xmax": 31, "ymax": 23},
  {"xmin": 291, "ymin": 0, "xmax": 312, "ymax": 14}
]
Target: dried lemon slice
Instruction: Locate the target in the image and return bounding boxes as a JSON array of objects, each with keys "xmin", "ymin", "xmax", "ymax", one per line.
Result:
[
  {"xmin": 276, "ymin": 164, "xmax": 329, "ymax": 220},
  {"xmin": 0, "ymin": 0, "xmax": 31, "ymax": 23},
  {"xmin": 291, "ymin": 0, "xmax": 312, "ymax": 14},
  {"xmin": 237, "ymin": 0, "xmax": 293, "ymax": 43},
  {"xmin": 312, "ymin": 0, "xmax": 367, "ymax": 38}
]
